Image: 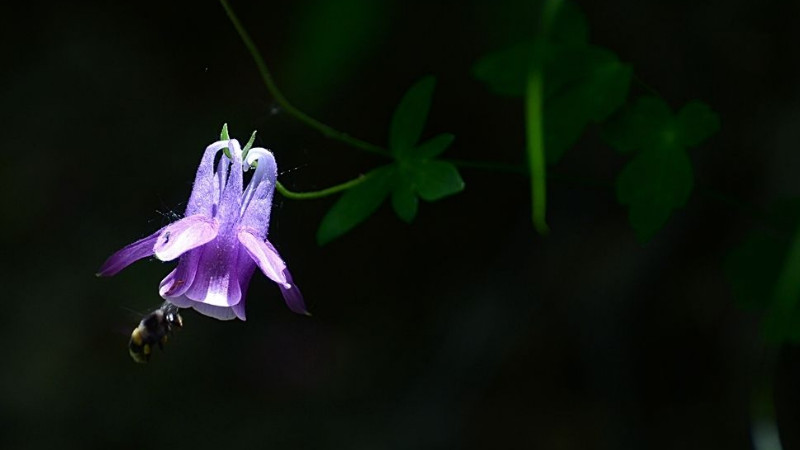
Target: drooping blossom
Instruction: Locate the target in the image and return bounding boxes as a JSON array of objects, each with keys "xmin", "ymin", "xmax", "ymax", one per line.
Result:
[{"xmin": 98, "ymin": 139, "xmax": 307, "ymax": 320}]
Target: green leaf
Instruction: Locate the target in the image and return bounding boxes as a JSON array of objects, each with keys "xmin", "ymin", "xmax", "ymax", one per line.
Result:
[
  {"xmin": 412, "ymin": 133, "xmax": 455, "ymax": 160},
  {"xmin": 676, "ymin": 101, "xmax": 720, "ymax": 148},
  {"xmin": 603, "ymin": 96, "xmax": 674, "ymax": 154},
  {"xmin": 243, "ymin": 130, "xmax": 257, "ymax": 152},
  {"xmin": 472, "ymin": 1, "xmax": 588, "ymax": 96},
  {"xmin": 605, "ymin": 96, "xmax": 718, "ymax": 240},
  {"xmin": 411, "ymin": 161, "xmax": 465, "ymax": 201},
  {"xmin": 220, "ymin": 123, "xmax": 232, "ymax": 159},
  {"xmin": 544, "ymin": 47, "xmax": 632, "ymax": 163},
  {"xmin": 604, "ymin": 96, "xmax": 720, "ymax": 156},
  {"xmin": 389, "ymin": 76, "xmax": 436, "ymax": 155},
  {"xmin": 220, "ymin": 123, "xmax": 230, "ymax": 140},
  {"xmin": 473, "ymin": 41, "xmax": 573, "ymax": 98},
  {"xmin": 473, "ymin": 42, "xmax": 604, "ymax": 100},
  {"xmin": 316, "ymin": 165, "xmax": 395, "ymax": 245},
  {"xmin": 475, "ymin": 42, "xmax": 631, "ymax": 164},
  {"xmin": 616, "ymin": 145, "xmax": 693, "ymax": 242},
  {"xmin": 472, "ymin": 41, "xmax": 533, "ymax": 97},
  {"xmin": 391, "ymin": 177, "xmax": 418, "ymax": 223}
]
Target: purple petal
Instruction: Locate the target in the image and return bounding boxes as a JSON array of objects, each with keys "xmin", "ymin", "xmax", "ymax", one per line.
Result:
[
  {"xmin": 238, "ymin": 230, "xmax": 288, "ymax": 286},
  {"xmin": 167, "ymin": 293, "xmax": 238, "ymax": 320},
  {"xmin": 278, "ymin": 266, "xmax": 309, "ymax": 316},
  {"xmin": 191, "ymin": 303, "xmax": 238, "ymax": 321},
  {"xmin": 240, "ymin": 148, "xmax": 278, "ymax": 236},
  {"xmin": 217, "ymin": 140, "xmax": 243, "ymax": 224},
  {"xmin": 96, "ymin": 228, "xmax": 163, "ymax": 276},
  {"xmin": 264, "ymin": 241, "xmax": 309, "ymax": 316},
  {"xmin": 231, "ymin": 301, "xmax": 247, "ymax": 321},
  {"xmin": 158, "ymin": 248, "xmax": 201, "ymax": 298},
  {"xmin": 184, "ymin": 234, "xmax": 242, "ymax": 307},
  {"xmin": 161, "ymin": 295, "xmax": 194, "ymax": 309},
  {"xmin": 231, "ymin": 246, "xmax": 257, "ymax": 321},
  {"xmin": 240, "ymin": 180, "xmax": 274, "ymax": 238},
  {"xmin": 186, "ymin": 140, "xmax": 233, "ymax": 217},
  {"xmin": 214, "ymin": 147, "xmax": 229, "ymax": 207},
  {"xmin": 153, "ymin": 215, "xmax": 218, "ymax": 262}
]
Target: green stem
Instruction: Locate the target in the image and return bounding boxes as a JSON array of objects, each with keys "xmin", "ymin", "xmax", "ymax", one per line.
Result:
[
  {"xmin": 219, "ymin": 0, "xmax": 389, "ymax": 157},
  {"xmin": 525, "ymin": 67, "xmax": 549, "ymax": 235},
  {"xmin": 523, "ymin": 0, "xmax": 561, "ymax": 236},
  {"xmin": 276, "ymin": 176, "xmax": 368, "ymax": 200}
]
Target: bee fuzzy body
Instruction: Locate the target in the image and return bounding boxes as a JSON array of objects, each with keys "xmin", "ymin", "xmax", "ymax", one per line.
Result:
[{"xmin": 128, "ymin": 302, "xmax": 183, "ymax": 363}]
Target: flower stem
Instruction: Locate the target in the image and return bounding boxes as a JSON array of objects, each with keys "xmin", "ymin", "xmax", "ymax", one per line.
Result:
[
  {"xmin": 276, "ymin": 176, "xmax": 368, "ymax": 200},
  {"xmin": 524, "ymin": 0, "xmax": 561, "ymax": 236},
  {"xmin": 526, "ymin": 67, "xmax": 549, "ymax": 235},
  {"xmin": 218, "ymin": 0, "xmax": 390, "ymax": 157}
]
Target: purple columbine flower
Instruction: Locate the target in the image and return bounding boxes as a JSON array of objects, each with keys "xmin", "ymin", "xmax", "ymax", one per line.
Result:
[{"xmin": 98, "ymin": 139, "xmax": 308, "ymax": 320}]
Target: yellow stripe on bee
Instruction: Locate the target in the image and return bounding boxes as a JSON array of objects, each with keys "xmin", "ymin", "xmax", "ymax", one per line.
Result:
[
  {"xmin": 129, "ymin": 351, "xmax": 146, "ymax": 363},
  {"xmin": 131, "ymin": 329, "xmax": 143, "ymax": 345}
]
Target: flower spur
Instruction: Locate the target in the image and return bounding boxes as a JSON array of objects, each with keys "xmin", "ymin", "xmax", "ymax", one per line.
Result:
[{"xmin": 98, "ymin": 139, "xmax": 308, "ymax": 320}]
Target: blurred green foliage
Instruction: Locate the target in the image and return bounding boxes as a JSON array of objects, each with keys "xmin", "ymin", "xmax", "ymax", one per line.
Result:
[
  {"xmin": 317, "ymin": 77, "xmax": 463, "ymax": 244},
  {"xmin": 473, "ymin": 1, "xmax": 632, "ymax": 164},
  {"xmin": 726, "ymin": 200, "xmax": 800, "ymax": 343},
  {"xmin": 605, "ymin": 96, "xmax": 720, "ymax": 242}
]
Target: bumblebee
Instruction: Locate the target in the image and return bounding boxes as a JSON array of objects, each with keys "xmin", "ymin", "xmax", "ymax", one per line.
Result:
[{"xmin": 129, "ymin": 301, "xmax": 183, "ymax": 363}]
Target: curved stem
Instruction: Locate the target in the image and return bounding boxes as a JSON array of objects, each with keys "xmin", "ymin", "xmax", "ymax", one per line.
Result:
[
  {"xmin": 219, "ymin": 0, "xmax": 390, "ymax": 157},
  {"xmin": 276, "ymin": 176, "xmax": 369, "ymax": 200}
]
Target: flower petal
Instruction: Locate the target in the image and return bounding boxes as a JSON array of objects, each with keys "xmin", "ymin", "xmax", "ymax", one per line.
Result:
[
  {"xmin": 161, "ymin": 294, "xmax": 194, "ymax": 309},
  {"xmin": 238, "ymin": 230, "xmax": 288, "ymax": 286},
  {"xmin": 218, "ymin": 140, "xmax": 243, "ymax": 225},
  {"xmin": 184, "ymin": 234, "xmax": 242, "ymax": 307},
  {"xmin": 191, "ymin": 303, "xmax": 238, "ymax": 320},
  {"xmin": 231, "ymin": 246, "xmax": 257, "ymax": 321},
  {"xmin": 263, "ymin": 241, "xmax": 309, "ymax": 315},
  {"xmin": 159, "ymin": 248, "xmax": 201, "ymax": 298},
  {"xmin": 240, "ymin": 178, "xmax": 274, "ymax": 239},
  {"xmin": 186, "ymin": 140, "xmax": 234, "ymax": 217},
  {"xmin": 232, "ymin": 301, "xmax": 247, "ymax": 321},
  {"xmin": 213, "ymin": 147, "xmax": 229, "ymax": 209},
  {"xmin": 159, "ymin": 293, "xmax": 236, "ymax": 320},
  {"xmin": 278, "ymin": 265, "xmax": 309, "ymax": 316},
  {"xmin": 240, "ymin": 148, "xmax": 278, "ymax": 237},
  {"xmin": 153, "ymin": 215, "xmax": 218, "ymax": 262},
  {"xmin": 96, "ymin": 228, "xmax": 163, "ymax": 276}
]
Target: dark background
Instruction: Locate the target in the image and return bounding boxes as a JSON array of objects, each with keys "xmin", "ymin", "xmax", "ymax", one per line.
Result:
[{"xmin": 2, "ymin": 0, "xmax": 800, "ymax": 448}]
